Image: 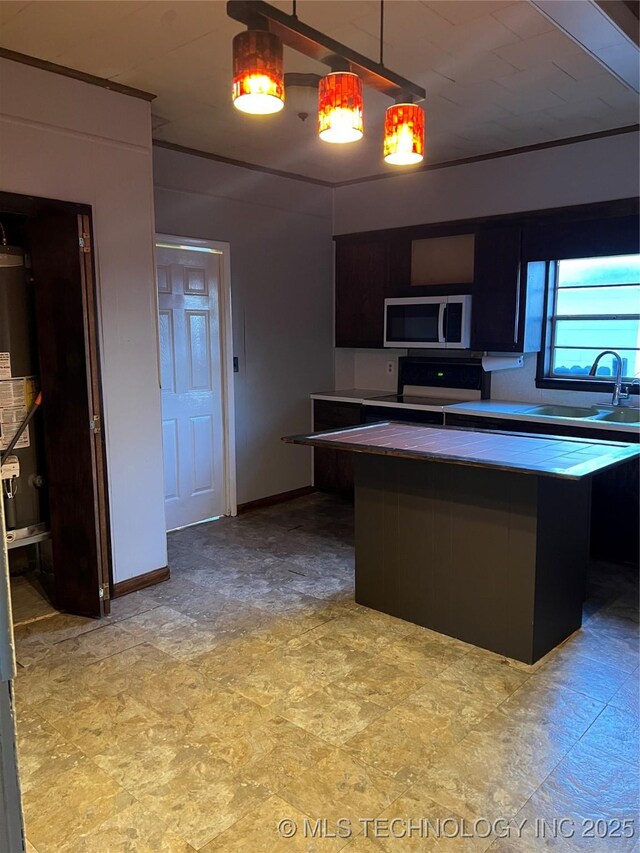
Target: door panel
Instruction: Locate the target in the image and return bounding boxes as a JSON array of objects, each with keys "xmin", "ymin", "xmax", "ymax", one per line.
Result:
[
  {"xmin": 27, "ymin": 211, "xmax": 109, "ymax": 617},
  {"xmin": 162, "ymin": 419, "xmax": 179, "ymax": 500},
  {"xmin": 186, "ymin": 311, "xmax": 211, "ymax": 390},
  {"xmin": 158, "ymin": 310, "xmax": 176, "ymax": 392},
  {"xmin": 191, "ymin": 415, "xmax": 215, "ymax": 494},
  {"xmin": 156, "ymin": 245, "xmax": 226, "ymax": 530}
]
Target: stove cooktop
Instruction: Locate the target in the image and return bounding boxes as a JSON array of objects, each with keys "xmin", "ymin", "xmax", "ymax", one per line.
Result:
[{"xmin": 366, "ymin": 394, "xmax": 475, "ymax": 408}]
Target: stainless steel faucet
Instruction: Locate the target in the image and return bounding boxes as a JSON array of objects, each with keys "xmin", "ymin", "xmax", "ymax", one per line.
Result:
[{"xmin": 589, "ymin": 350, "xmax": 628, "ymax": 406}]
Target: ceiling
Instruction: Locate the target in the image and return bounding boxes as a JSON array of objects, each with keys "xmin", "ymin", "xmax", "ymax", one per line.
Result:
[{"xmin": 0, "ymin": 1, "xmax": 638, "ymax": 183}]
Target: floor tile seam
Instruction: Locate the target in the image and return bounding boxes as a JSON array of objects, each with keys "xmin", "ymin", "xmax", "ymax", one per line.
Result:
[
  {"xmin": 374, "ymin": 758, "xmax": 504, "ymax": 832},
  {"xmin": 325, "ymin": 673, "xmax": 428, "ymax": 713},
  {"xmin": 417, "ymin": 666, "xmax": 535, "ymax": 732},
  {"xmin": 16, "ymin": 620, "xmax": 101, "ymax": 650},
  {"xmin": 42, "ymin": 686, "xmax": 164, "ymax": 743},
  {"xmin": 528, "ymin": 671, "xmax": 624, "ymax": 706},
  {"xmin": 23, "ymin": 742, "xmax": 134, "ymax": 807},
  {"xmin": 606, "ymin": 696, "xmax": 639, "ymax": 717},
  {"xmin": 534, "ymin": 645, "xmax": 636, "ymax": 678},
  {"xmin": 581, "ymin": 624, "xmax": 640, "ymax": 648},
  {"xmin": 478, "ymin": 721, "xmax": 602, "ymax": 821},
  {"xmin": 170, "ymin": 775, "xmax": 276, "ymax": 852},
  {"xmin": 275, "ymin": 786, "xmax": 366, "ymax": 845},
  {"xmin": 576, "ymin": 614, "xmax": 640, "ymax": 657},
  {"xmin": 187, "ymin": 640, "xmax": 284, "ymax": 675},
  {"xmin": 416, "ymin": 652, "xmax": 536, "ymax": 702},
  {"xmin": 73, "ymin": 638, "xmax": 150, "ymax": 671},
  {"xmin": 272, "ymin": 706, "xmax": 385, "ymax": 750},
  {"xmin": 19, "ymin": 637, "xmax": 150, "ymax": 678},
  {"xmin": 43, "ymin": 709, "xmax": 110, "ymax": 755},
  {"xmin": 117, "ymin": 605, "xmax": 200, "ymax": 632},
  {"xmin": 105, "ymin": 602, "xmax": 163, "ymax": 624},
  {"xmin": 78, "ymin": 780, "xmax": 196, "ymax": 852},
  {"xmin": 577, "ymin": 739, "xmax": 640, "ymax": 770},
  {"xmin": 46, "ymin": 618, "xmax": 137, "ymax": 647},
  {"xmin": 575, "ymin": 704, "xmax": 640, "ymax": 769},
  {"xmin": 339, "ymin": 732, "xmax": 441, "ymax": 789},
  {"xmin": 489, "ymin": 670, "xmax": 608, "ymax": 727}
]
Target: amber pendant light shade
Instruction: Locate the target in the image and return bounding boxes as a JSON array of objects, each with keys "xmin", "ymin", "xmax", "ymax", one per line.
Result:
[
  {"xmin": 383, "ymin": 103, "xmax": 425, "ymax": 165},
  {"xmin": 232, "ymin": 29, "xmax": 285, "ymax": 115},
  {"xmin": 318, "ymin": 72, "xmax": 364, "ymax": 144}
]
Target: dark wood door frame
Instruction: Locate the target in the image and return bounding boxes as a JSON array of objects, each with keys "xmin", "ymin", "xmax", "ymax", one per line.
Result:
[{"xmin": 0, "ymin": 190, "xmax": 113, "ymax": 615}]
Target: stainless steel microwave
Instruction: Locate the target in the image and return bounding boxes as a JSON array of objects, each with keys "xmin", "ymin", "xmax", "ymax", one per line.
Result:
[{"xmin": 383, "ymin": 295, "xmax": 472, "ymax": 349}]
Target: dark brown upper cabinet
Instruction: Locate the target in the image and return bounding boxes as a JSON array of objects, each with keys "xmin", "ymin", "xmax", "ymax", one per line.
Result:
[
  {"xmin": 470, "ymin": 224, "xmax": 545, "ymax": 354},
  {"xmin": 334, "ymin": 199, "xmax": 637, "ymax": 352},
  {"xmin": 335, "ymin": 239, "xmax": 389, "ymax": 348},
  {"xmin": 335, "ymin": 232, "xmax": 472, "ymax": 348}
]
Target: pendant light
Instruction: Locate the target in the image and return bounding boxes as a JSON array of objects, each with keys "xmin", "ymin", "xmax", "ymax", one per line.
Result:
[
  {"xmin": 383, "ymin": 102, "xmax": 425, "ymax": 165},
  {"xmin": 232, "ymin": 28, "xmax": 284, "ymax": 115},
  {"xmin": 318, "ymin": 71, "xmax": 364, "ymax": 144}
]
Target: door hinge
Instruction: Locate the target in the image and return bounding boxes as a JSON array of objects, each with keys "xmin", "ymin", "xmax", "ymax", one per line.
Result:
[
  {"xmin": 99, "ymin": 582, "xmax": 110, "ymax": 601},
  {"xmin": 79, "ymin": 233, "xmax": 91, "ymax": 253},
  {"xmin": 89, "ymin": 415, "xmax": 101, "ymax": 434}
]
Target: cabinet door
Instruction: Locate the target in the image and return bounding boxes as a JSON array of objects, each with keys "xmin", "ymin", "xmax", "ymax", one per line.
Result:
[
  {"xmin": 471, "ymin": 225, "xmax": 522, "ymax": 352},
  {"xmin": 335, "ymin": 241, "xmax": 388, "ymax": 348},
  {"xmin": 313, "ymin": 401, "xmax": 361, "ymax": 493}
]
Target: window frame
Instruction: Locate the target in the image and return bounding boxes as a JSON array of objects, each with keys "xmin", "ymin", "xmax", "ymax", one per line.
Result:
[{"xmin": 536, "ymin": 257, "xmax": 640, "ymax": 395}]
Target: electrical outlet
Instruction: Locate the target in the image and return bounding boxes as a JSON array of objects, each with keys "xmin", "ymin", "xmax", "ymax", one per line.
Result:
[{"xmin": 386, "ymin": 361, "xmax": 395, "ymax": 375}]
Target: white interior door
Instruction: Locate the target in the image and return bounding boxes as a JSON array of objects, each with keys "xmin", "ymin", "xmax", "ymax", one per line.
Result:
[{"xmin": 156, "ymin": 242, "xmax": 231, "ymax": 530}]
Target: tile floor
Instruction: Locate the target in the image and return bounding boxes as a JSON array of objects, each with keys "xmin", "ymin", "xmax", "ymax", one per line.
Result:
[{"xmin": 12, "ymin": 493, "xmax": 639, "ymax": 852}]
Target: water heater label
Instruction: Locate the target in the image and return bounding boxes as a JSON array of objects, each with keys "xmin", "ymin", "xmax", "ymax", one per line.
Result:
[
  {"xmin": 0, "ymin": 406, "xmax": 30, "ymax": 451},
  {"xmin": 0, "ymin": 353, "xmax": 10, "ymax": 379},
  {"xmin": 0, "ymin": 378, "xmax": 26, "ymax": 409}
]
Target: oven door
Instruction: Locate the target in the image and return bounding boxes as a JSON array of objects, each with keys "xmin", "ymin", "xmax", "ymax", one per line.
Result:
[{"xmin": 384, "ymin": 297, "xmax": 445, "ymax": 348}]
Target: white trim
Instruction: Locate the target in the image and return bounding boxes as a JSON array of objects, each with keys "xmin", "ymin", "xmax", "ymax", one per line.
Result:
[{"xmin": 155, "ymin": 233, "xmax": 237, "ymax": 519}]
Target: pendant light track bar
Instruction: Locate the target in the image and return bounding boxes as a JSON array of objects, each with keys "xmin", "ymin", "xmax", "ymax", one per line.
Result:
[{"xmin": 226, "ymin": 0, "xmax": 426, "ymax": 101}]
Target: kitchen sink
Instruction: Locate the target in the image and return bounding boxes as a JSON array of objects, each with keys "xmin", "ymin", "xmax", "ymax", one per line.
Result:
[
  {"xmin": 593, "ymin": 408, "xmax": 640, "ymax": 424},
  {"xmin": 524, "ymin": 405, "xmax": 598, "ymax": 419}
]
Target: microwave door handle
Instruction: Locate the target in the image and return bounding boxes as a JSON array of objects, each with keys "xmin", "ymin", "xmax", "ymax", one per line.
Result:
[{"xmin": 438, "ymin": 303, "xmax": 446, "ymax": 344}]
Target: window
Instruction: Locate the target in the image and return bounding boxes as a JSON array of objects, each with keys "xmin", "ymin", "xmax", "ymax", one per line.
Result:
[{"xmin": 545, "ymin": 254, "xmax": 640, "ymax": 383}]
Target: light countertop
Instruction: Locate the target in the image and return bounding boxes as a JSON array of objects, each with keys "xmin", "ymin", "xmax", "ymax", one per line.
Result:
[
  {"xmin": 310, "ymin": 392, "xmax": 640, "ymax": 434},
  {"xmin": 445, "ymin": 400, "xmax": 640, "ymax": 434},
  {"xmin": 311, "ymin": 389, "xmax": 389, "ymax": 404}
]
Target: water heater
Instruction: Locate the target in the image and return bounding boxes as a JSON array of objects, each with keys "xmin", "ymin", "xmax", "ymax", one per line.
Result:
[{"xmin": 0, "ymin": 243, "xmax": 46, "ymax": 531}]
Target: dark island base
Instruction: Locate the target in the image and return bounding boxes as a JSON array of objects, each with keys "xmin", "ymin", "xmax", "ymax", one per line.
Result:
[{"xmin": 354, "ymin": 454, "xmax": 592, "ymax": 664}]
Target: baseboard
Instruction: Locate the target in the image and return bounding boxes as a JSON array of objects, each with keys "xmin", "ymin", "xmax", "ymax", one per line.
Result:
[
  {"xmin": 237, "ymin": 486, "xmax": 315, "ymax": 514},
  {"xmin": 112, "ymin": 565, "xmax": 170, "ymax": 598}
]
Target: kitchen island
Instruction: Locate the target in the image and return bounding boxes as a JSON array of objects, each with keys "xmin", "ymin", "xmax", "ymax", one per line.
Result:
[{"xmin": 283, "ymin": 422, "xmax": 640, "ymax": 664}]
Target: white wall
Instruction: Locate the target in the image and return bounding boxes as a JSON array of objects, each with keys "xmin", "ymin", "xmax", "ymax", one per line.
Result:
[
  {"xmin": 333, "ymin": 131, "xmax": 640, "ymax": 404},
  {"xmin": 153, "ymin": 146, "xmax": 334, "ymax": 505},
  {"xmin": 334, "ymin": 131, "xmax": 639, "ymax": 234},
  {"xmin": 0, "ymin": 59, "xmax": 167, "ymax": 584}
]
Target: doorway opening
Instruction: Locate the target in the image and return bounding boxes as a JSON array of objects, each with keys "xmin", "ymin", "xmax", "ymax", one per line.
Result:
[
  {"xmin": 0, "ymin": 192, "xmax": 111, "ymax": 622},
  {"xmin": 155, "ymin": 235, "xmax": 236, "ymax": 531}
]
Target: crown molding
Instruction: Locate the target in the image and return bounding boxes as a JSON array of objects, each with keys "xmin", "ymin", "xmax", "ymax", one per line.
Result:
[
  {"xmin": 0, "ymin": 48, "xmax": 156, "ymax": 101},
  {"xmin": 154, "ymin": 124, "xmax": 639, "ymax": 188}
]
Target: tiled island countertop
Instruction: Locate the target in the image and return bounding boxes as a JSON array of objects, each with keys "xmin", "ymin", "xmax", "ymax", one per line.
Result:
[
  {"xmin": 284, "ymin": 420, "xmax": 639, "ymax": 664},
  {"xmin": 284, "ymin": 421, "xmax": 640, "ymax": 480}
]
